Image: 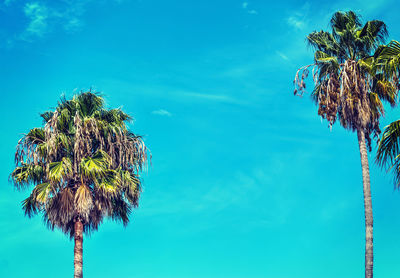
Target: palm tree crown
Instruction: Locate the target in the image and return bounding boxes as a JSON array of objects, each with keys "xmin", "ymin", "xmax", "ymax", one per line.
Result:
[
  {"xmin": 11, "ymin": 91, "xmax": 149, "ymax": 237},
  {"xmin": 294, "ymin": 11, "xmax": 397, "ymax": 148}
]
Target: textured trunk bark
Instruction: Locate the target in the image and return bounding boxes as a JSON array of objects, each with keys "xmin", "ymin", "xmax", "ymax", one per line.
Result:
[
  {"xmin": 357, "ymin": 130, "xmax": 373, "ymax": 278},
  {"xmin": 74, "ymin": 219, "xmax": 83, "ymax": 278}
]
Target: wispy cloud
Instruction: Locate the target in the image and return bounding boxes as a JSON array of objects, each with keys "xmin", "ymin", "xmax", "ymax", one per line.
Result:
[
  {"xmin": 286, "ymin": 2, "xmax": 311, "ymax": 30},
  {"xmin": 183, "ymin": 92, "xmax": 237, "ymax": 103},
  {"xmin": 287, "ymin": 16, "xmax": 306, "ymax": 30},
  {"xmin": 242, "ymin": 1, "xmax": 258, "ymax": 15},
  {"xmin": 63, "ymin": 17, "xmax": 83, "ymax": 32},
  {"xmin": 276, "ymin": 51, "xmax": 289, "ymax": 61},
  {"xmin": 19, "ymin": 1, "xmax": 84, "ymax": 40},
  {"xmin": 7, "ymin": 0, "xmax": 126, "ymax": 43},
  {"xmin": 101, "ymin": 78, "xmax": 245, "ymax": 106},
  {"xmin": 22, "ymin": 2, "xmax": 49, "ymax": 38},
  {"xmin": 152, "ymin": 109, "xmax": 172, "ymax": 117}
]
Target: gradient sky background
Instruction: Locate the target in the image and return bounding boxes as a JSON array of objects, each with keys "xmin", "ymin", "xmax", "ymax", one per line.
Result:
[{"xmin": 1, "ymin": 0, "xmax": 400, "ymax": 277}]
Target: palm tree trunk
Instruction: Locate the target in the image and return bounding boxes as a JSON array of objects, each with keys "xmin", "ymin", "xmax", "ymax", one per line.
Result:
[
  {"xmin": 74, "ymin": 219, "xmax": 84, "ymax": 278},
  {"xmin": 357, "ymin": 129, "xmax": 373, "ymax": 278}
]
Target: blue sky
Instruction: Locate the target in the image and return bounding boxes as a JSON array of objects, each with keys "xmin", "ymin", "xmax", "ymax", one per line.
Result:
[{"xmin": 1, "ymin": 0, "xmax": 400, "ymax": 277}]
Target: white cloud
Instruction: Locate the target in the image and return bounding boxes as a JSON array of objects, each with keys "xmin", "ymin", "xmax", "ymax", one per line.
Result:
[
  {"xmin": 23, "ymin": 2, "xmax": 49, "ymax": 38},
  {"xmin": 276, "ymin": 51, "xmax": 289, "ymax": 61},
  {"xmin": 183, "ymin": 92, "xmax": 238, "ymax": 103},
  {"xmin": 63, "ymin": 17, "xmax": 83, "ymax": 32},
  {"xmin": 9, "ymin": 0, "xmax": 125, "ymax": 43},
  {"xmin": 285, "ymin": 2, "xmax": 311, "ymax": 30},
  {"xmin": 152, "ymin": 109, "xmax": 172, "ymax": 117},
  {"xmin": 287, "ymin": 16, "xmax": 305, "ymax": 30},
  {"xmin": 242, "ymin": 1, "xmax": 257, "ymax": 14}
]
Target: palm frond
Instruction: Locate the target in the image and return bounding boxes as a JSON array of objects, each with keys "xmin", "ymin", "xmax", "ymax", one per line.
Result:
[
  {"xmin": 33, "ymin": 182, "xmax": 54, "ymax": 203},
  {"xmin": 358, "ymin": 20, "xmax": 388, "ymax": 51},
  {"xmin": 374, "ymin": 78, "xmax": 397, "ymax": 106},
  {"xmin": 11, "ymin": 163, "xmax": 45, "ymax": 189},
  {"xmin": 75, "ymin": 184, "xmax": 93, "ymax": 221},
  {"xmin": 22, "ymin": 194, "xmax": 40, "ymax": 217},
  {"xmin": 80, "ymin": 151, "xmax": 110, "ymax": 180},
  {"xmin": 48, "ymin": 157, "xmax": 73, "ymax": 183},
  {"xmin": 330, "ymin": 11, "xmax": 361, "ymax": 33},
  {"xmin": 377, "ymin": 120, "xmax": 400, "ymax": 169},
  {"xmin": 307, "ymin": 31, "xmax": 342, "ymax": 57},
  {"xmin": 40, "ymin": 111, "xmax": 54, "ymax": 123},
  {"xmin": 75, "ymin": 91, "xmax": 104, "ymax": 117}
]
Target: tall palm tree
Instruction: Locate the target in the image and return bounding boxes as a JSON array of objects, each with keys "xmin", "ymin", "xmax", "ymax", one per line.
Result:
[
  {"xmin": 294, "ymin": 11, "xmax": 398, "ymax": 278},
  {"xmin": 10, "ymin": 91, "xmax": 149, "ymax": 278}
]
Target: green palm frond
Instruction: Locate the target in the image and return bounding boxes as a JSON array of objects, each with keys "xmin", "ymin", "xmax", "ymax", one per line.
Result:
[
  {"xmin": 26, "ymin": 128, "xmax": 45, "ymax": 144},
  {"xmin": 11, "ymin": 163, "xmax": 45, "ymax": 189},
  {"xmin": 331, "ymin": 11, "xmax": 361, "ymax": 33},
  {"xmin": 369, "ymin": 92, "xmax": 384, "ymax": 116},
  {"xmin": 315, "ymin": 51, "xmax": 340, "ymax": 77},
  {"xmin": 33, "ymin": 182, "xmax": 54, "ymax": 203},
  {"xmin": 40, "ymin": 111, "xmax": 54, "ymax": 123},
  {"xmin": 357, "ymin": 20, "xmax": 388, "ymax": 52},
  {"xmin": 377, "ymin": 120, "xmax": 400, "ymax": 167},
  {"xmin": 98, "ymin": 108, "xmax": 132, "ymax": 127},
  {"xmin": 75, "ymin": 91, "xmax": 104, "ymax": 117},
  {"xmin": 121, "ymin": 170, "xmax": 140, "ymax": 205},
  {"xmin": 48, "ymin": 157, "xmax": 73, "ymax": 183},
  {"xmin": 80, "ymin": 150, "xmax": 110, "ymax": 180},
  {"xmin": 377, "ymin": 40, "xmax": 400, "ymax": 77},
  {"xmin": 96, "ymin": 170, "xmax": 121, "ymax": 198},
  {"xmin": 307, "ymin": 31, "xmax": 341, "ymax": 57},
  {"xmin": 377, "ymin": 120, "xmax": 400, "ymax": 188},
  {"xmin": 57, "ymin": 108, "xmax": 72, "ymax": 132},
  {"xmin": 315, "ymin": 51, "xmax": 339, "ymax": 63},
  {"xmin": 374, "ymin": 79, "xmax": 397, "ymax": 106},
  {"xmin": 358, "ymin": 57, "xmax": 374, "ymax": 72},
  {"xmin": 380, "ymin": 40, "xmax": 400, "ymax": 57},
  {"xmin": 22, "ymin": 194, "xmax": 40, "ymax": 217},
  {"xmin": 111, "ymin": 196, "xmax": 131, "ymax": 226},
  {"xmin": 57, "ymin": 133, "xmax": 70, "ymax": 150}
]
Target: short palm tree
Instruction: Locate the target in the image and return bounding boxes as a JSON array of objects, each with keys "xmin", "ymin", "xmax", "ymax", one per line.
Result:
[
  {"xmin": 10, "ymin": 91, "xmax": 149, "ymax": 278},
  {"xmin": 294, "ymin": 11, "xmax": 398, "ymax": 278}
]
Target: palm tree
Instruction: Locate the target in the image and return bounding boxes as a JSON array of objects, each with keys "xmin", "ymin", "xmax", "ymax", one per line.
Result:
[
  {"xmin": 10, "ymin": 91, "xmax": 149, "ymax": 278},
  {"xmin": 294, "ymin": 11, "xmax": 398, "ymax": 278}
]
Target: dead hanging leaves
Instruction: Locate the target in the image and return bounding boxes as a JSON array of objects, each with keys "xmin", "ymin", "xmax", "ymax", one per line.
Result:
[{"xmin": 294, "ymin": 59, "xmax": 386, "ymax": 149}]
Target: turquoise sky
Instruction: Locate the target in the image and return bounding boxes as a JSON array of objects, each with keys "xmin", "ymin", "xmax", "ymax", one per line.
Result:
[{"xmin": 1, "ymin": 0, "xmax": 400, "ymax": 277}]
